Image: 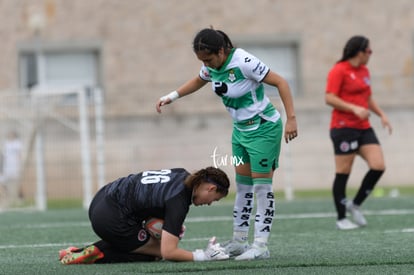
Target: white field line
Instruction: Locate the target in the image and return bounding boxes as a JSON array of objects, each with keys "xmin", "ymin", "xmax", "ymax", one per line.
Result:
[
  {"xmin": 1, "ymin": 208, "xmax": 413, "ymax": 250},
  {"xmin": 384, "ymin": 228, "xmax": 414, "ymax": 233},
  {"xmin": 14, "ymin": 208, "xmax": 414, "ymax": 229}
]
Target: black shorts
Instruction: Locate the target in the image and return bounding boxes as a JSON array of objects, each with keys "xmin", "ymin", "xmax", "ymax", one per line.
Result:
[
  {"xmin": 330, "ymin": 127, "xmax": 380, "ymax": 155},
  {"xmin": 88, "ymin": 187, "xmax": 150, "ymax": 252}
]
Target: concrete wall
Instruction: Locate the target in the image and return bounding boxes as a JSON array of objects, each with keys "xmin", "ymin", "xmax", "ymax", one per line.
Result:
[{"xmin": 0, "ymin": 0, "xmax": 413, "ymax": 111}]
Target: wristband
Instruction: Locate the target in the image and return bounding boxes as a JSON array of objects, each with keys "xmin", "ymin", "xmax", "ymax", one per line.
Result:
[
  {"xmin": 160, "ymin": 90, "xmax": 179, "ymax": 103},
  {"xmin": 192, "ymin": 249, "xmax": 206, "ymax": 261}
]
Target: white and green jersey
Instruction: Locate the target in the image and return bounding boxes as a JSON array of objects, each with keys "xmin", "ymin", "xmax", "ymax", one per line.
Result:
[{"xmin": 199, "ymin": 48, "xmax": 280, "ymax": 131}]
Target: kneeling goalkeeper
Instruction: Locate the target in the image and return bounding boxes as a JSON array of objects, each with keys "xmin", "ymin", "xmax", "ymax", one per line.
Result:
[{"xmin": 59, "ymin": 167, "xmax": 230, "ymax": 264}]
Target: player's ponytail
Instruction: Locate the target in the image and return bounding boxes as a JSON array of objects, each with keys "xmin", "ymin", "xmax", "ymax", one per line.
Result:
[
  {"xmin": 193, "ymin": 27, "xmax": 234, "ymax": 55},
  {"xmin": 216, "ymin": 30, "xmax": 234, "ymax": 50}
]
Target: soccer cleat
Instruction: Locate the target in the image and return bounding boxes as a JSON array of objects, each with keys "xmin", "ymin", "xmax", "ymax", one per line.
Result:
[
  {"xmin": 234, "ymin": 244, "xmax": 270, "ymax": 261},
  {"xmin": 219, "ymin": 239, "xmax": 249, "ymax": 257},
  {"xmin": 346, "ymin": 201, "xmax": 367, "ymax": 226},
  {"xmin": 60, "ymin": 245, "xmax": 104, "ymax": 264},
  {"xmin": 336, "ymin": 218, "xmax": 359, "ymax": 230},
  {"xmin": 58, "ymin": 246, "xmax": 79, "ymax": 261}
]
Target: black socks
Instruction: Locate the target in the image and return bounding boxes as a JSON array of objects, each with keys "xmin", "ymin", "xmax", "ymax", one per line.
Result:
[
  {"xmin": 332, "ymin": 173, "xmax": 349, "ymax": 220},
  {"xmin": 333, "ymin": 169, "xmax": 384, "ymax": 220},
  {"xmin": 353, "ymin": 169, "xmax": 384, "ymax": 206}
]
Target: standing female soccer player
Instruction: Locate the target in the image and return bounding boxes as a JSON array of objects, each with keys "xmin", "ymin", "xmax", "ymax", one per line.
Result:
[
  {"xmin": 59, "ymin": 166, "xmax": 230, "ymax": 264},
  {"xmin": 156, "ymin": 28, "xmax": 298, "ymax": 260},
  {"xmin": 325, "ymin": 35, "xmax": 392, "ymax": 230}
]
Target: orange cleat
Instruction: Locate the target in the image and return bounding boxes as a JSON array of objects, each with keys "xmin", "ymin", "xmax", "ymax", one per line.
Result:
[
  {"xmin": 60, "ymin": 245, "xmax": 104, "ymax": 264},
  {"xmin": 58, "ymin": 246, "xmax": 79, "ymax": 261}
]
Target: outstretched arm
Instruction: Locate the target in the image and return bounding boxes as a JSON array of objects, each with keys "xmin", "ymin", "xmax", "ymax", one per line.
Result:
[
  {"xmin": 160, "ymin": 231, "xmax": 229, "ymax": 262},
  {"xmin": 156, "ymin": 76, "xmax": 207, "ymax": 113},
  {"xmin": 263, "ymin": 71, "xmax": 298, "ymax": 143},
  {"xmin": 160, "ymin": 230, "xmax": 193, "ymax": 261}
]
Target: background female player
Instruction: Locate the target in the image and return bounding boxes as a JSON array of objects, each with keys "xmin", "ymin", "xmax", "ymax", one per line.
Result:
[
  {"xmin": 325, "ymin": 35, "xmax": 392, "ymax": 230},
  {"xmin": 156, "ymin": 28, "xmax": 298, "ymax": 260},
  {"xmin": 59, "ymin": 166, "xmax": 230, "ymax": 264}
]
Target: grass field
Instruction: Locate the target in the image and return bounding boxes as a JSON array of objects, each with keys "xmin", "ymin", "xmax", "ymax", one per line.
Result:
[{"xmin": 0, "ymin": 193, "xmax": 413, "ymax": 274}]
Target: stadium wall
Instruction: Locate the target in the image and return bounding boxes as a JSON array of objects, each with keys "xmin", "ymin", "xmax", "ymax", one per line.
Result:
[{"xmin": 0, "ymin": 0, "xmax": 412, "ymax": 201}]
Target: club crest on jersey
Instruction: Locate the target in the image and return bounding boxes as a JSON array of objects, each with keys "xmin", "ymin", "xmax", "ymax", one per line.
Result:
[
  {"xmin": 228, "ymin": 70, "xmax": 236, "ymax": 82},
  {"xmin": 137, "ymin": 229, "xmax": 148, "ymax": 241},
  {"xmin": 363, "ymin": 76, "xmax": 371, "ymax": 86}
]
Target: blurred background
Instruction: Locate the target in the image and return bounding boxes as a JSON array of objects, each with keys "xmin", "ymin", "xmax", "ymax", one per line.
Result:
[{"xmin": 0, "ymin": 0, "xmax": 412, "ymax": 210}]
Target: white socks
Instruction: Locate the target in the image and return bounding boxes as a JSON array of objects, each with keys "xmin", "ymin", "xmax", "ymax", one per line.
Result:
[
  {"xmin": 253, "ymin": 183, "xmax": 274, "ymax": 245},
  {"xmin": 233, "ymin": 176, "xmax": 275, "ymax": 246},
  {"xmin": 232, "ymin": 183, "xmax": 253, "ymax": 242}
]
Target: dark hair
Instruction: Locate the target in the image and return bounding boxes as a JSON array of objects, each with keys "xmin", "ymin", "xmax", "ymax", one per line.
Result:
[
  {"xmin": 192, "ymin": 28, "xmax": 234, "ymax": 55},
  {"xmin": 184, "ymin": 166, "xmax": 230, "ymax": 196},
  {"xmin": 338, "ymin": 35, "xmax": 369, "ymax": 63}
]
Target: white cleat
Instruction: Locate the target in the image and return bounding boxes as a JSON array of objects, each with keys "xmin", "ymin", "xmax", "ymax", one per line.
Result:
[
  {"xmin": 219, "ymin": 240, "xmax": 249, "ymax": 257},
  {"xmin": 336, "ymin": 218, "xmax": 359, "ymax": 230},
  {"xmin": 346, "ymin": 201, "xmax": 367, "ymax": 226},
  {"xmin": 235, "ymin": 244, "xmax": 270, "ymax": 261}
]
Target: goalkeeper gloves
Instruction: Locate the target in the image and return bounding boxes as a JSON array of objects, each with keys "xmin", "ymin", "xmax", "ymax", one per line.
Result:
[{"xmin": 192, "ymin": 237, "xmax": 229, "ymax": 261}]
